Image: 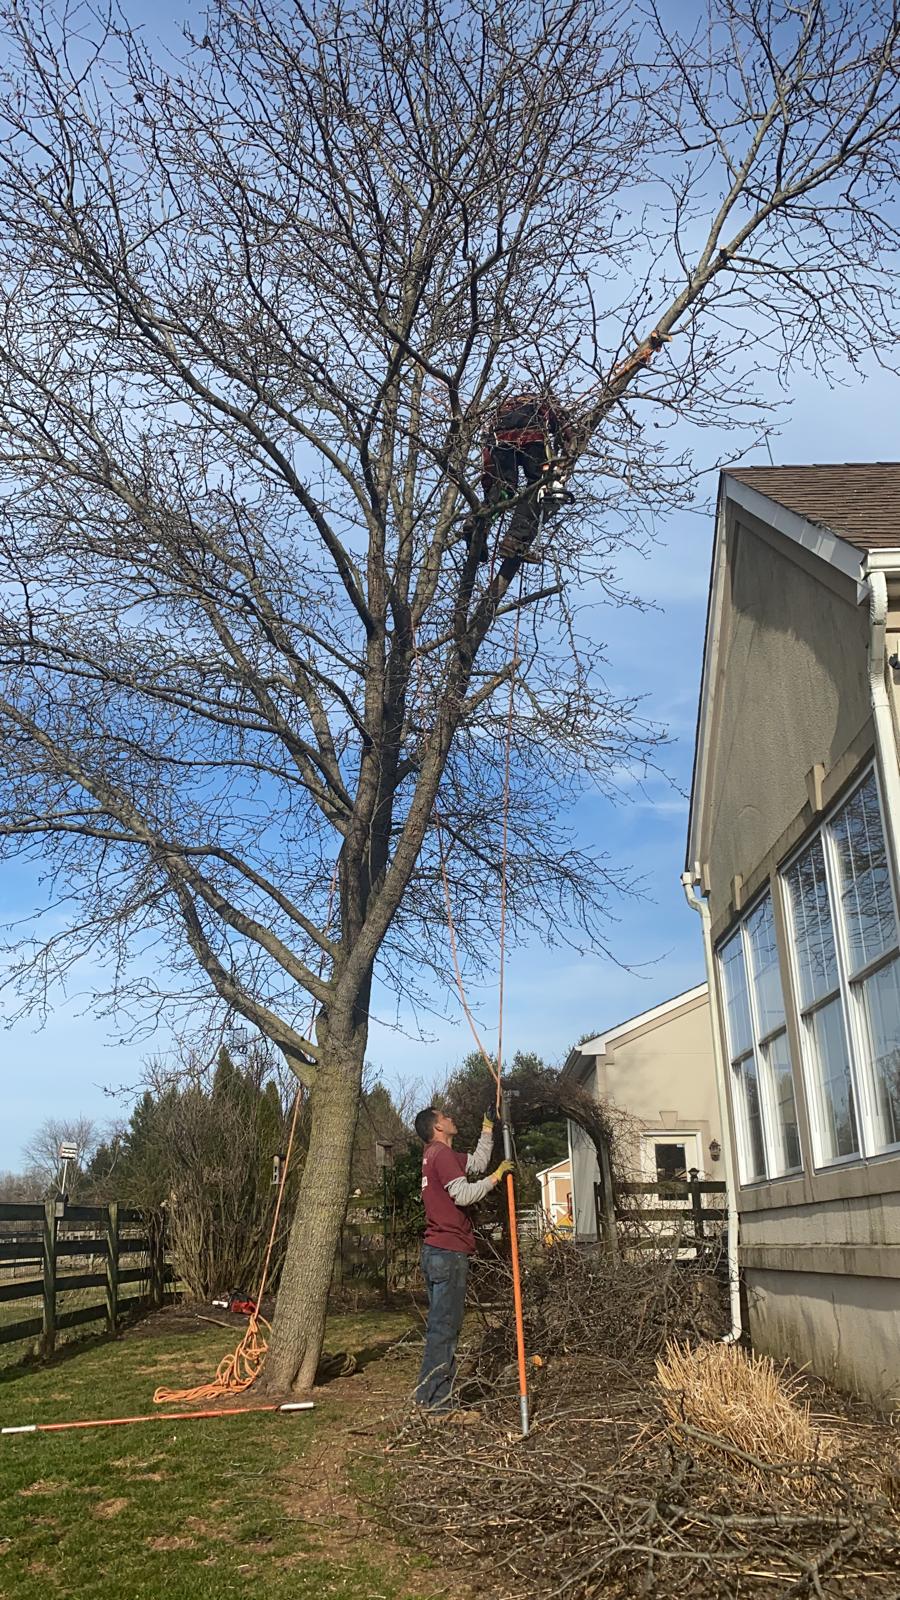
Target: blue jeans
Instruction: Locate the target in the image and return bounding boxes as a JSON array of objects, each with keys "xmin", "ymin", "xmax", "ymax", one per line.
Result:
[{"xmin": 416, "ymin": 1245, "xmax": 470, "ymax": 1411}]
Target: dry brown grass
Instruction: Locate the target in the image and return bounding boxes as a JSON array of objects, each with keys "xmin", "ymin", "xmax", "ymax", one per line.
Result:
[{"xmin": 656, "ymin": 1339, "xmax": 836, "ymax": 1493}]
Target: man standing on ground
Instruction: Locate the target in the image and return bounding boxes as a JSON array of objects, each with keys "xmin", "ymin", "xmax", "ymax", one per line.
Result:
[{"xmin": 413, "ymin": 1104, "xmax": 514, "ymax": 1414}]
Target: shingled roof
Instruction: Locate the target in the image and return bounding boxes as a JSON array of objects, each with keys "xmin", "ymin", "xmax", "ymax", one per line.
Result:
[{"xmin": 726, "ymin": 463, "xmax": 900, "ymax": 552}]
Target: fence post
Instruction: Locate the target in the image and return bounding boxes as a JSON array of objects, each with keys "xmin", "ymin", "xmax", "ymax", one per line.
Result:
[
  {"xmin": 689, "ymin": 1168, "xmax": 705, "ymax": 1256},
  {"xmin": 41, "ymin": 1198, "xmax": 57, "ymax": 1358},
  {"xmin": 149, "ymin": 1211, "xmax": 165, "ymax": 1308},
  {"xmin": 105, "ymin": 1202, "xmax": 119, "ymax": 1332},
  {"xmin": 597, "ymin": 1138, "xmax": 619, "ymax": 1259}
]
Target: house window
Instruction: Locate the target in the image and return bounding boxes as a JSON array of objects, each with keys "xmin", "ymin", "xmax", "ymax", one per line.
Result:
[
  {"xmin": 718, "ymin": 892, "xmax": 801, "ymax": 1182},
  {"xmin": 783, "ymin": 768, "xmax": 900, "ymax": 1163},
  {"xmin": 654, "ymin": 1142, "xmax": 687, "ymax": 1182}
]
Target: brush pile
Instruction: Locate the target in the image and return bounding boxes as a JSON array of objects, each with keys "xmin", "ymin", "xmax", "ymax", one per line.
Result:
[
  {"xmin": 465, "ymin": 1234, "xmax": 728, "ymax": 1374},
  {"xmin": 385, "ymin": 1246, "xmax": 900, "ymax": 1598}
]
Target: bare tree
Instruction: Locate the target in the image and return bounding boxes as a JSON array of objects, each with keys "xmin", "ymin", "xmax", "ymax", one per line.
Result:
[
  {"xmin": 0, "ymin": 1169, "xmax": 45, "ymax": 1203},
  {"xmin": 21, "ymin": 1114, "xmax": 99, "ymax": 1195},
  {"xmin": 0, "ymin": 0, "xmax": 898, "ymax": 1388}
]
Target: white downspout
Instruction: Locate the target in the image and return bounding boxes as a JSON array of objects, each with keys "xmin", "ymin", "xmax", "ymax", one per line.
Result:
[
  {"xmin": 680, "ymin": 871, "xmax": 742, "ymax": 1343},
  {"xmin": 866, "ymin": 569, "xmax": 900, "ymax": 890}
]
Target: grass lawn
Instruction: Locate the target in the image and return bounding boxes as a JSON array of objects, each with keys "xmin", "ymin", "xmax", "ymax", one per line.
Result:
[{"xmin": 0, "ymin": 1307, "xmax": 438, "ymax": 1600}]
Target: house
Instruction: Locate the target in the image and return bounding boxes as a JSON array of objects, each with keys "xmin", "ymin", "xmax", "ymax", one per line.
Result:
[
  {"xmin": 535, "ymin": 1156, "xmax": 573, "ymax": 1228},
  {"xmin": 564, "ymin": 985, "xmax": 721, "ymax": 1239},
  {"xmin": 685, "ymin": 462, "xmax": 900, "ymax": 1403}
]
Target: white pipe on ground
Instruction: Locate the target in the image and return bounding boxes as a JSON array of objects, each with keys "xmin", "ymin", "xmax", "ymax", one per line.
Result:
[{"xmin": 680, "ymin": 872, "xmax": 742, "ymax": 1343}]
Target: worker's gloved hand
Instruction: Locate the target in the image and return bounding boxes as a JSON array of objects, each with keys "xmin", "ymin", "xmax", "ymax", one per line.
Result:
[
  {"xmin": 481, "ymin": 1104, "xmax": 497, "ymax": 1134},
  {"xmin": 491, "ymin": 1159, "xmax": 515, "ymax": 1186}
]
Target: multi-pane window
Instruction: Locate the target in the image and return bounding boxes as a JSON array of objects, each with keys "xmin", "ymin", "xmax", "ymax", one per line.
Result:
[
  {"xmin": 782, "ymin": 768, "xmax": 900, "ymax": 1164},
  {"xmin": 784, "ymin": 837, "xmax": 857, "ymax": 1160},
  {"xmin": 718, "ymin": 893, "xmax": 801, "ymax": 1182}
]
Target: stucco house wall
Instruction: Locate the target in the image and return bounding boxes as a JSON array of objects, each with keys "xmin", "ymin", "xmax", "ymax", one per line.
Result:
[
  {"xmin": 566, "ymin": 986, "xmax": 721, "ymax": 1239},
  {"xmin": 701, "ymin": 509, "xmax": 870, "ymax": 934}
]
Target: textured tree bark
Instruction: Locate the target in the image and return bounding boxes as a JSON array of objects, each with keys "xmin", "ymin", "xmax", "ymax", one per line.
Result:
[{"xmin": 261, "ymin": 1016, "xmax": 365, "ymax": 1393}]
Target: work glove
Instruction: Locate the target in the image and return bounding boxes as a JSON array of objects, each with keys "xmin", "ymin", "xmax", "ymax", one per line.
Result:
[
  {"xmin": 481, "ymin": 1104, "xmax": 498, "ymax": 1135},
  {"xmin": 491, "ymin": 1159, "xmax": 515, "ymax": 1186}
]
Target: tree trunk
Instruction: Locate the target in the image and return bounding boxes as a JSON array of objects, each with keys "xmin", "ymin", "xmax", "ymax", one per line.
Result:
[{"xmin": 260, "ymin": 1019, "xmax": 365, "ymax": 1393}]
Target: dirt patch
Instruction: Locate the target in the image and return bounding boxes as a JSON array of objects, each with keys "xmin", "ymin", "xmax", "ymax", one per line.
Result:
[
  {"xmin": 273, "ymin": 1336, "xmax": 471, "ymax": 1600},
  {"xmin": 184, "ymin": 1515, "xmax": 221, "ymax": 1539},
  {"xmin": 18, "ymin": 1479, "xmax": 64, "ymax": 1498},
  {"xmin": 93, "ymin": 1496, "xmax": 129, "ymax": 1519},
  {"xmin": 123, "ymin": 1303, "xmax": 268, "ymax": 1342},
  {"xmin": 110, "ymin": 1454, "xmax": 167, "ymax": 1481},
  {"xmin": 146, "ymin": 1532, "xmax": 197, "ymax": 1551}
]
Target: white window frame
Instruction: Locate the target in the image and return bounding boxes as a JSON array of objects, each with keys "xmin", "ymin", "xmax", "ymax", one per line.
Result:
[
  {"xmin": 780, "ymin": 764, "xmax": 900, "ymax": 1168},
  {"xmin": 717, "ymin": 892, "xmax": 803, "ymax": 1185},
  {"xmin": 640, "ymin": 1131, "xmax": 703, "ymax": 1183}
]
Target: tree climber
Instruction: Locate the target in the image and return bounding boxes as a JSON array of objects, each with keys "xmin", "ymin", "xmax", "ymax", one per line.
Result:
[
  {"xmin": 413, "ymin": 1104, "xmax": 513, "ymax": 1416},
  {"xmin": 462, "ymin": 391, "xmax": 575, "ymax": 565}
]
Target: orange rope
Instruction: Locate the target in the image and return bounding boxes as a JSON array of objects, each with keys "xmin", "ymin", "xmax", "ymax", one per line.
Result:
[
  {"xmin": 495, "ymin": 585, "xmax": 522, "ymax": 1098},
  {"xmin": 159, "ymin": 545, "xmax": 529, "ymax": 1412},
  {"xmin": 425, "ymin": 564, "xmax": 531, "ymax": 1430},
  {"xmin": 154, "ymin": 868, "xmax": 338, "ymax": 1405},
  {"xmin": 437, "ymin": 823, "xmax": 501, "ymax": 1095},
  {"xmin": 434, "ymin": 572, "xmax": 522, "ymax": 1113}
]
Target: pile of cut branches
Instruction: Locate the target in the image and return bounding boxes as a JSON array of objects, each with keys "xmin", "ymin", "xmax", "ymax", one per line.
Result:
[
  {"xmin": 385, "ymin": 1252, "xmax": 900, "ymax": 1598},
  {"xmin": 464, "ymin": 1236, "xmax": 728, "ymax": 1380},
  {"xmin": 387, "ymin": 1358, "xmax": 900, "ymax": 1597}
]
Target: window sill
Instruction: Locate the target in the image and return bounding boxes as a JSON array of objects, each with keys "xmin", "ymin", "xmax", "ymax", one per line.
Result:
[{"xmin": 738, "ymin": 1148, "xmax": 900, "ymax": 1210}]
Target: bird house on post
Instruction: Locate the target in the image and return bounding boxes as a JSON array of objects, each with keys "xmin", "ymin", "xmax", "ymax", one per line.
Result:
[
  {"xmin": 375, "ymin": 1140, "xmax": 394, "ymax": 1171},
  {"xmin": 271, "ymin": 1153, "xmax": 286, "ymax": 1188},
  {"xmin": 57, "ymin": 1140, "xmax": 78, "ymax": 1202}
]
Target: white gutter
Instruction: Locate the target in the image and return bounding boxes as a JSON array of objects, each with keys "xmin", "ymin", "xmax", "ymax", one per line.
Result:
[
  {"xmin": 680, "ymin": 872, "xmax": 742, "ymax": 1343},
  {"xmin": 865, "ymin": 567, "xmax": 900, "ymax": 895}
]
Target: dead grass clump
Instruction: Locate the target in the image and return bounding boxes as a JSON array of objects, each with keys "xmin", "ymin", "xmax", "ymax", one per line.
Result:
[{"xmin": 656, "ymin": 1339, "xmax": 835, "ymax": 1490}]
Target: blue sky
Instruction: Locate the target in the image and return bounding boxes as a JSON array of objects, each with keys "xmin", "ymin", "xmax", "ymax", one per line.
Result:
[
  {"xmin": 4, "ymin": 358, "xmax": 897, "ymax": 1166},
  {"xmin": 1, "ymin": 0, "xmax": 899, "ymax": 1163}
]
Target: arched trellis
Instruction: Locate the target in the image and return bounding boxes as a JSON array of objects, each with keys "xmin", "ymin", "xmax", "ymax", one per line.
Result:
[{"xmin": 498, "ymin": 1066, "xmax": 633, "ymax": 1252}]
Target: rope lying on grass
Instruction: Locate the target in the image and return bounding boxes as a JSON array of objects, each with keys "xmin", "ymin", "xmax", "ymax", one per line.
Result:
[{"xmin": 152, "ymin": 1314, "xmax": 271, "ymax": 1405}]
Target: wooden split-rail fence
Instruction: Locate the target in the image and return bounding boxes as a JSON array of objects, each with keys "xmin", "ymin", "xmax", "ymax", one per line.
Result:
[
  {"xmin": 0, "ymin": 1200, "xmax": 172, "ymax": 1358},
  {"xmin": 594, "ymin": 1167, "xmax": 728, "ymax": 1258}
]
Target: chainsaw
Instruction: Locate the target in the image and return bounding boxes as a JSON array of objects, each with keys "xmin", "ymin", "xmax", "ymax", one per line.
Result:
[{"xmin": 211, "ymin": 1287, "xmax": 258, "ymax": 1316}]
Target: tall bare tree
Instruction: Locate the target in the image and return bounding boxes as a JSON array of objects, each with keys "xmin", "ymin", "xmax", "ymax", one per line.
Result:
[
  {"xmin": 21, "ymin": 1114, "xmax": 99, "ymax": 1195},
  {"xmin": 0, "ymin": 0, "xmax": 899, "ymax": 1387}
]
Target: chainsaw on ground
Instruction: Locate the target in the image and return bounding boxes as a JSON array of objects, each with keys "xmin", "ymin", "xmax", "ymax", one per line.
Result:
[{"xmin": 211, "ymin": 1287, "xmax": 258, "ymax": 1316}]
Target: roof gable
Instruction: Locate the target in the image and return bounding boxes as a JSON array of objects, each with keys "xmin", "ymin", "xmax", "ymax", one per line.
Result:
[
  {"xmin": 572, "ymin": 983, "xmax": 708, "ymax": 1063},
  {"xmin": 686, "ymin": 465, "xmax": 884, "ymax": 877},
  {"xmin": 729, "ymin": 463, "xmax": 900, "ymax": 552}
]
